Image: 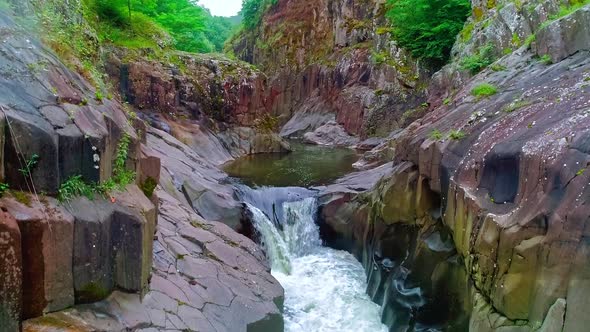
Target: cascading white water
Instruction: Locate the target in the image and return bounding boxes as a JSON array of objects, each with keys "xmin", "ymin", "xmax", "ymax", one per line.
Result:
[{"xmin": 246, "ymin": 197, "xmax": 388, "ymax": 332}]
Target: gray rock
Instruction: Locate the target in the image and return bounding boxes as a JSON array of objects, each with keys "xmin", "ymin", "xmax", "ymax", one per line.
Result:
[
  {"xmin": 303, "ymin": 121, "xmax": 360, "ymax": 147},
  {"xmin": 536, "ymin": 6, "xmax": 590, "ymax": 63}
]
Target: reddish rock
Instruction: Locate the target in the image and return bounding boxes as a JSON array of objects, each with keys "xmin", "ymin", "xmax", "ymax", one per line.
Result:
[
  {"xmin": 0, "ymin": 196, "xmax": 74, "ymax": 319},
  {"xmin": 0, "ymin": 209, "xmax": 22, "ymax": 332}
]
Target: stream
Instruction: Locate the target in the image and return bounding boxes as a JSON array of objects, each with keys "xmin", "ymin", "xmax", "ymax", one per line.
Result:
[{"xmin": 225, "ymin": 144, "xmax": 388, "ymax": 332}]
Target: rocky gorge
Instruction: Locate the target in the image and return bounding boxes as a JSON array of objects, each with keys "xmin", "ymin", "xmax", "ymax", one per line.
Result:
[{"xmin": 0, "ymin": 0, "xmax": 589, "ymax": 331}]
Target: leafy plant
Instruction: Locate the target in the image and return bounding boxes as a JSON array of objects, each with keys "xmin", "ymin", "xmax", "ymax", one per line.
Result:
[
  {"xmin": 58, "ymin": 134, "xmax": 136, "ymax": 202},
  {"xmin": 0, "ymin": 183, "xmax": 9, "ymax": 197},
  {"xmin": 448, "ymin": 129, "xmax": 466, "ymax": 140},
  {"xmin": 524, "ymin": 34, "xmax": 536, "ymax": 48},
  {"xmin": 386, "ymin": 0, "xmax": 471, "ymax": 68},
  {"xmin": 58, "ymin": 175, "xmax": 95, "ymax": 202},
  {"xmin": 18, "ymin": 154, "xmax": 39, "ymax": 178},
  {"xmin": 460, "ymin": 44, "xmax": 495, "ymax": 74},
  {"xmin": 430, "ymin": 129, "xmax": 443, "ymax": 140},
  {"xmin": 539, "ymin": 54, "xmax": 553, "ymax": 65},
  {"xmin": 471, "ymin": 83, "xmax": 498, "ymax": 98}
]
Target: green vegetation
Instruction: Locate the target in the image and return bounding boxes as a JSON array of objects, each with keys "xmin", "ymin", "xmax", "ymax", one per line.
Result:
[
  {"xmin": 386, "ymin": 0, "xmax": 471, "ymax": 68},
  {"xmin": 430, "ymin": 129, "xmax": 443, "ymax": 140},
  {"xmin": 460, "ymin": 44, "xmax": 495, "ymax": 74},
  {"xmin": 550, "ymin": 0, "xmax": 590, "ymax": 20},
  {"xmin": 18, "ymin": 154, "xmax": 39, "ymax": 178},
  {"xmin": 448, "ymin": 129, "xmax": 466, "ymax": 140},
  {"xmin": 0, "ymin": 183, "xmax": 8, "ymax": 197},
  {"xmin": 90, "ymin": 0, "xmax": 240, "ymax": 53},
  {"xmin": 539, "ymin": 54, "xmax": 553, "ymax": 65},
  {"xmin": 576, "ymin": 168, "xmax": 586, "ymax": 176},
  {"xmin": 58, "ymin": 134, "xmax": 136, "ymax": 202},
  {"xmin": 371, "ymin": 50, "xmax": 388, "ymax": 65},
  {"xmin": 524, "ymin": 34, "xmax": 536, "ymax": 48},
  {"xmin": 471, "ymin": 83, "xmax": 498, "ymax": 98},
  {"xmin": 241, "ymin": 0, "xmax": 278, "ymax": 30},
  {"xmin": 140, "ymin": 176, "xmax": 158, "ymax": 198}
]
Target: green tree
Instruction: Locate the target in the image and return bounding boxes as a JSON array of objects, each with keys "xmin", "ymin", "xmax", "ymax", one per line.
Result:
[{"xmin": 386, "ymin": 0, "xmax": 471, "ymax": 68}]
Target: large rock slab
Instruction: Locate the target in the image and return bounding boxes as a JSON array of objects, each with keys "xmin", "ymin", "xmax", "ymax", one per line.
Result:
[
  {"xmin": 0, "ymin": 11, "xmax": 139, "ymax": 195},
  {"xmin": 0, "ymin": 209, "xmax": 22, "ymax": 332},
  {"xmin": 536, "ymin": 6, "xmax": 590, "ymax": 63},
  {"xmin": 67, "ymin": 185, "xmax": 157, "ymax": 303}
]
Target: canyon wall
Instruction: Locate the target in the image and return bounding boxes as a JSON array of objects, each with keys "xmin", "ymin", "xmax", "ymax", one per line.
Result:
[
  {"xmin": 312, "ymin": 1, "xmax": 590, "ymax": 331},
  {"xmin": 230, "ymin": 0, "xmax": 430, "ymax": 139},
  {"xmin": 0, "ymin": 3, "xmax": 286, "ymax": 331}
]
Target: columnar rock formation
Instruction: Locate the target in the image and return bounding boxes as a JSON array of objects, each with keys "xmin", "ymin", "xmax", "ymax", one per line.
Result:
[{"xmin": 0, "ymin": 5, "xmax": 285, "ymax": 332}]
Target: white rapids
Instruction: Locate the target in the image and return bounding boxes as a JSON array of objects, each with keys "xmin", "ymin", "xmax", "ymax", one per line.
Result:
[{"xmin": 246, "ymin": 197, "xmax": 387, "ymax": 332}]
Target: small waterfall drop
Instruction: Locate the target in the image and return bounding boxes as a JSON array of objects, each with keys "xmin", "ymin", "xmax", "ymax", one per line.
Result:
[{"xmin": 244, "ymin": 188, "xmax": 387, "ymax": 332}]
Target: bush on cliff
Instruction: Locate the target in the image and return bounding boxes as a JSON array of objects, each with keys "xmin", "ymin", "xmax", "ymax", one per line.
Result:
[{"xmin": 386, "ymin": 0, "xmax": 471, "ymax": 68}]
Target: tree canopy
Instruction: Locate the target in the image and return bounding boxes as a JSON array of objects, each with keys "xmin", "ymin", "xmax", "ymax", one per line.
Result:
[
  {"xmin": 386, "ymin": 0, "xmax": 471, "ymax": 68},
  {"xmin": 93, "ymin": 0, "xmax": 241, "ymax": 53}
]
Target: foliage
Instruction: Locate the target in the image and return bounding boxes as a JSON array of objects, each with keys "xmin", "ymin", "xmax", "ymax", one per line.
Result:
[
  {"xmin": 471, "ymin": 83, "xmax": 498, "ymax": 98},
  {"xmin": 140, "ymin": 176, "xmax": 158, "ymax": 197},
  {"xmin": 58, "ymin": 134, "xmax": 136, "ymax": 202},
  {"xmin": 58, "ymin": 175, "xmax": 95, "ymax": 202},
  {"xmin": 91, "ymin": 0, "xmax": 241, "ymax": 53},
  {"xmin": 448, "ymin": 129, "xmax": 466, "ymax": 140},
  {"xmin": 0, "ymin": 183, "xmax": 9, "ymax": 197},
  {"xmin": 241, "ymin": 0, "xmax": 278, "ymax": 30},
  {"xmin": 460, "ymin": 44, "xmax": 495, "ymax": 74},
  {"xmin": 18, "ymin": 154, "xmax": 39, "ymax": 178},
  {"xmin": 524, "ymin": 34, "xmax": 536, "ymax": 48},
  {"xmin": 386, "ymin": 0, "xmax": 471, "ymax": 68},
  {"xmin": 550, "ymin": 0, "xmax": 590, "ymax": 20},
  {"xmin": 254, "ymin": 114, "xmax": 279, "ymax": 133},
  {"xmin": 430, "ymin": 129, "xmax": 443, "ymax": 140},
  {"xmin": 539, "ymin": 54, "xmax": 553, "ymax": 65}
]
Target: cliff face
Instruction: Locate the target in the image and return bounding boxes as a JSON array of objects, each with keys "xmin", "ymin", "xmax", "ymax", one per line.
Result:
[
  {"xmin": 0, "ymin": 3, "xmax": 285, "ymax": 331},
  {"xmin": 230, "ymin": 0, "xmax": 430, "ymax": 139},
  {"xmin": 312, "ymin": 1, "xmax": 590, "ymax": 331},
  {"xmin": 228, "ymin": 0, "xmax": 590, "ymax": 330}
]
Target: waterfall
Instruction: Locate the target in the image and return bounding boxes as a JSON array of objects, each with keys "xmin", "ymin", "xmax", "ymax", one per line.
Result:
[
  {"xmin": 243, "ymin": 189, "xmax": 388, "ymax": 332},
  {"xmin": 246, "ymin": 197, "xmax": 321, "ymax": 274}
]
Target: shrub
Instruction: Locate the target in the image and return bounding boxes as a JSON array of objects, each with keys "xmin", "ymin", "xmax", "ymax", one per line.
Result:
[
  {"xmin": 448, "ymin": 129, "xmax": 466, "ymax": 140},
  {"xmin": 471, "ymin": 83, "xmax": 498, "ymax": 98},
  {"xmin": 386, "ymin": 0, "xmax": 471, "ymax": 68},
  {"xmin": 460, "ymin": 44, "xmax": 495, "ymax": 74},
  {"xmin": 430, "ymin": 129, "xmax": 443, "ymax": 140}
]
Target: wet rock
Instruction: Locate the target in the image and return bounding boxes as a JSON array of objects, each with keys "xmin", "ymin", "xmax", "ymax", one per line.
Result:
[
  {"xmin": 0, "ymin": 210, "xmax": 22, "ymax": 332},
  {"xmin": 0, "ymin": 196, "xmax": 74, "ymax": 318}
]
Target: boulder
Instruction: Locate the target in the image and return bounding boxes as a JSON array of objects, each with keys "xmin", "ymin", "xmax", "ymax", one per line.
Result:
[{"xmin": 303, "ymin": 121, "xmax": 360, "ymax": 147}]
